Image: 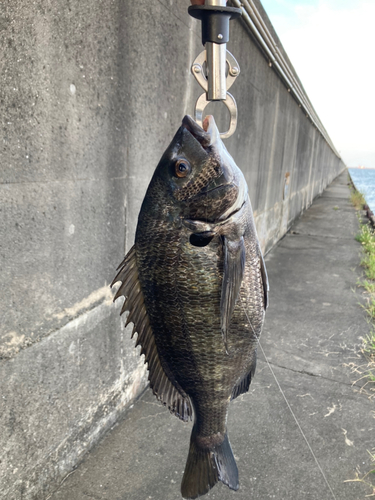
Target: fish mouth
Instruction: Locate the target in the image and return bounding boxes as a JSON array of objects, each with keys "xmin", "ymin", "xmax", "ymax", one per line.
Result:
[
  {"xmin": 193, "ymin": 183, "xmax": 234, "ymax": 198},
  {"xmin": 186, "ymin": 199, "xmax": 246, "ymax": 225},
  {"xmin": 181, "ymin": 115, "xmax": 216, "ymax": 150},
  {"xmin": 217, "ymin": 199, "xmax": 246, "ymax": 221}
]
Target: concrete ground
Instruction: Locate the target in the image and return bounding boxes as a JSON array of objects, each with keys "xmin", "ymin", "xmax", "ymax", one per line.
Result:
[{"xmin": 50, "ymin": 171, "xmax": 374, "ymax": 500}]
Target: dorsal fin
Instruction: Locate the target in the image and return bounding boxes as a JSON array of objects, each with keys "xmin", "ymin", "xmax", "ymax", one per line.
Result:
[{"xmin": 111, "ymin": 246, "xmax": 192, "ymax": 422}]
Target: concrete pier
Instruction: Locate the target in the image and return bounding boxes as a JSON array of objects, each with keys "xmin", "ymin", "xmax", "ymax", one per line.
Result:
[{"xmin": 49, "ymin": 171, "xmax": 375, "ymax": 500}]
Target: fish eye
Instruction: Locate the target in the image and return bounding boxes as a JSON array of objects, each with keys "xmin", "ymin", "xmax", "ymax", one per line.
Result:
[{"xmin": 175, "ymin": 159, "xmax": 191, "ymax": 178}]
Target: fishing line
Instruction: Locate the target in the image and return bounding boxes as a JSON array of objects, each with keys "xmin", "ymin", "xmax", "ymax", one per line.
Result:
[
  {"xmin": 240, "ymin": 302, "xmax": 337, "ymax": 500},
  {"xmin": 198, "ymin": 117, "xmax": 334, "ymax": 497}
]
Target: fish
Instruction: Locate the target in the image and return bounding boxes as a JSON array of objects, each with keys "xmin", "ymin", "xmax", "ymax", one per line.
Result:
[{"xmin": 111, "ymin": 115, "xmax": 269, "ymax": 499}]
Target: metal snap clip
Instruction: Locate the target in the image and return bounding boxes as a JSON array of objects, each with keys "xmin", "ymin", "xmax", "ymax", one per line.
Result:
[{"xmin": 191, "ymin": 50, "xmax": 240, "ymax": 139}]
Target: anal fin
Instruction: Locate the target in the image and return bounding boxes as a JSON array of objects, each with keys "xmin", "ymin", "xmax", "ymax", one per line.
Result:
[
  {"xmin": 112, "ymin": 245, "xmax": 192, "ymax": 422},
  {"xmin": 231, "ymin": 356, "xmax": 257, "ymax": 400}
]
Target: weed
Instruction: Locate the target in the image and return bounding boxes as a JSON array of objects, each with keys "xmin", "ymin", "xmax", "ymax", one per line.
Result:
[
  {"xmin": 356, "ymin": 224, "xmax": 375, "ymax": 281},
  {"xmin": 351, "ymin": 189, "xmax": 366, "ymax": 210},
  {"xmin": 361, "ymin": 280, "xmax": 375, "ymax": 294},
  {"xmin": 344, "ymin": 450, "xmax": 375, "ymax": 498},
  {"xmin": 356, "ymin": 224, "xmax": 375, "ymax": 247},
  {"xmin": 350, "ymin": 186, "xmax": 375, "ymax": 391},
  {"xmin": 349, "ymin": 181, "xmax": 375, "ymax": 492},
  {"xmin": 366, "ymin": 302, "xmax": 375, "ymax": 321},
  {"xmin": 363, "ymin": 331, "xmax": 375, "ymax": 363},
  {"xmin": 345, "ymin": 449, "xmax": 375, "ymax": 496},
  {"xmin": 346, "ymin": 180, "xmax": 375, "ymax": 492}
]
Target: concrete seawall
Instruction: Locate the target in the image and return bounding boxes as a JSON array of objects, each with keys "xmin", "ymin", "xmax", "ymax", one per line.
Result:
[{"xmin": 0, "ymin": 1, "xmax": 345, "ymax": 498}]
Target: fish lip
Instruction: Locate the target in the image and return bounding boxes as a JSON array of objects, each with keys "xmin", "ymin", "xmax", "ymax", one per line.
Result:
[
  {"xmin": 184, "ymin": 200, "xmax": 246, "ymax": 226},
  {"xmin": 192, "ymin": 183, "xmax": 235, "ymax": 198},
  {"xmin": 181, "ymin": 115, "xmax": 211, "ymax": 149},
  {"xmin": 217, "ymin": 200, "xmax": 245, "ymax": 221}
]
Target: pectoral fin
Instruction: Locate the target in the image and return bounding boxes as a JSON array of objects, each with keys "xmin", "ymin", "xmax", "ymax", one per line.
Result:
[
  {"xmin": 112, "ymin": 246, "xmax": 192, "ymax": 422},
  {"xmin": 259, "ymin": 249, "xmax": 269, "ymax": 310},
  {"xmin": 220, "ymin": 236, "xmax": 246, "ymax": 349}
]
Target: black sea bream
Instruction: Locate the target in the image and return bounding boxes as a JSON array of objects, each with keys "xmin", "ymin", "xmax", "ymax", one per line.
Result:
[{"xmin": 112, "ymin": 115, "xmax": 268, "ymax": 499}]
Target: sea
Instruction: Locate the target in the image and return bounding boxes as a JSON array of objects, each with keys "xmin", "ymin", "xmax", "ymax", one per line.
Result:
[{"xmin": 348, "ymin": 168, "xmax": 375, "ymax": 214}]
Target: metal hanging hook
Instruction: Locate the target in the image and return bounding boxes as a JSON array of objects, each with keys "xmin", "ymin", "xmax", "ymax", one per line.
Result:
[
  {"xmin": 188, "ymin": 0, "xmax": 242, "ymax": 139},
  {"xmin": 191, "ymin": 49, "xmax": 240, "ymax": 139}
]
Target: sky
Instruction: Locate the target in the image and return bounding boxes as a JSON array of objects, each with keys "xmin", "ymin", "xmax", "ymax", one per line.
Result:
[{"xmin": 260, "ymin": 0, "xmax": 375, "ymax": 168}]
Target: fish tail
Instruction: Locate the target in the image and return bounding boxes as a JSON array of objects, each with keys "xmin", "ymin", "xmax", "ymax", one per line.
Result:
[{"xmin": 181, "ymin": 424, "xmax": 239, "ymax": 499}]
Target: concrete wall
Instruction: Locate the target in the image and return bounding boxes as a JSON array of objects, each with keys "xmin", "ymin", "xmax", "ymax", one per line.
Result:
[{"xmin": 0, "ymin": 1, "xmax": 345, "ymax": 499}]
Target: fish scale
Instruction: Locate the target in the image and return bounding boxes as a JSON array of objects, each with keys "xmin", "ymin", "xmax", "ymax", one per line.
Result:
[
  {"xmin": 112, "ymin": 115, "xmax": 268, "ymax": 499},
  {"xmin": 138, "ymin": 198, "xmax": 262, "ymax": 436}
]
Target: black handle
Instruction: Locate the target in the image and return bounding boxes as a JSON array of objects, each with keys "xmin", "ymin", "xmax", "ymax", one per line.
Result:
[{"xmin": 188, "ymin": 5, "xmax": 242, "ymax": 46}]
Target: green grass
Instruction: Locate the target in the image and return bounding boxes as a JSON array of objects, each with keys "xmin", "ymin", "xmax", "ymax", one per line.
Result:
[
  {"xmin": 348, "ymin": 181, "xmax": 375, "ymax": 494},
  {"xmin": 351, "ymin": 189, "xmax": 366, "ymax": 210},
  {"xmin": 355, "ymin": 221, "xmax": 375, "ymax": 370},
  {"xmin": 351, "ymin": 190, "xmax": 375, "ymax": 395},
  {"xmin": 357, "ymin": 224, "xmax": 375, "ymax": 282},
  {"xmin": 362, "ymin": 330, "xmax": 375, "ymax": 372},
  {"xmin": 361, "ymin": 280, "xmax": 375, "ymax": 294}
]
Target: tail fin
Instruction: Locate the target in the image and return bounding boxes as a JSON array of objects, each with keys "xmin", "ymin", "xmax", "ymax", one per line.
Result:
[{"xmin": 181, "ymin": 425, "xmax": 239, "ymax": 499}]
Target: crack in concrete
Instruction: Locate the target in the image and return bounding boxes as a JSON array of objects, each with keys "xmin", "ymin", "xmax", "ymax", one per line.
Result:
[
  {"xmin": 286, "ymin": 232, "xmax": 355, "ymax": 241},
  {"xmin": 258, "ymin": 358, "xmax": 353, "ymax": 388}
]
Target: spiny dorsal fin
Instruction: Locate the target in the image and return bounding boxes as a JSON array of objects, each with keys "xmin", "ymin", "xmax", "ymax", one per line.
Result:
[
  {"xmin": 111, "ymin": 245, "xmax": 192, "ymax": 422},
  {"xmin": 220, "ymin": 236, "xmax": 246, "ymax": 350}
]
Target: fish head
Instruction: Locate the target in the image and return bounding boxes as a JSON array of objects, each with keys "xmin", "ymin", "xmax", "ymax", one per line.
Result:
[{"xmin": 154, "ymin": 115, "xmax": 247, "ymax": 223}]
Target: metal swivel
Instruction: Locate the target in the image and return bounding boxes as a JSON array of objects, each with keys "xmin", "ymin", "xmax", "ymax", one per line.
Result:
[{"xmin": 188, "ymin": 0, "xmax": 242, "ymax": 139}]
